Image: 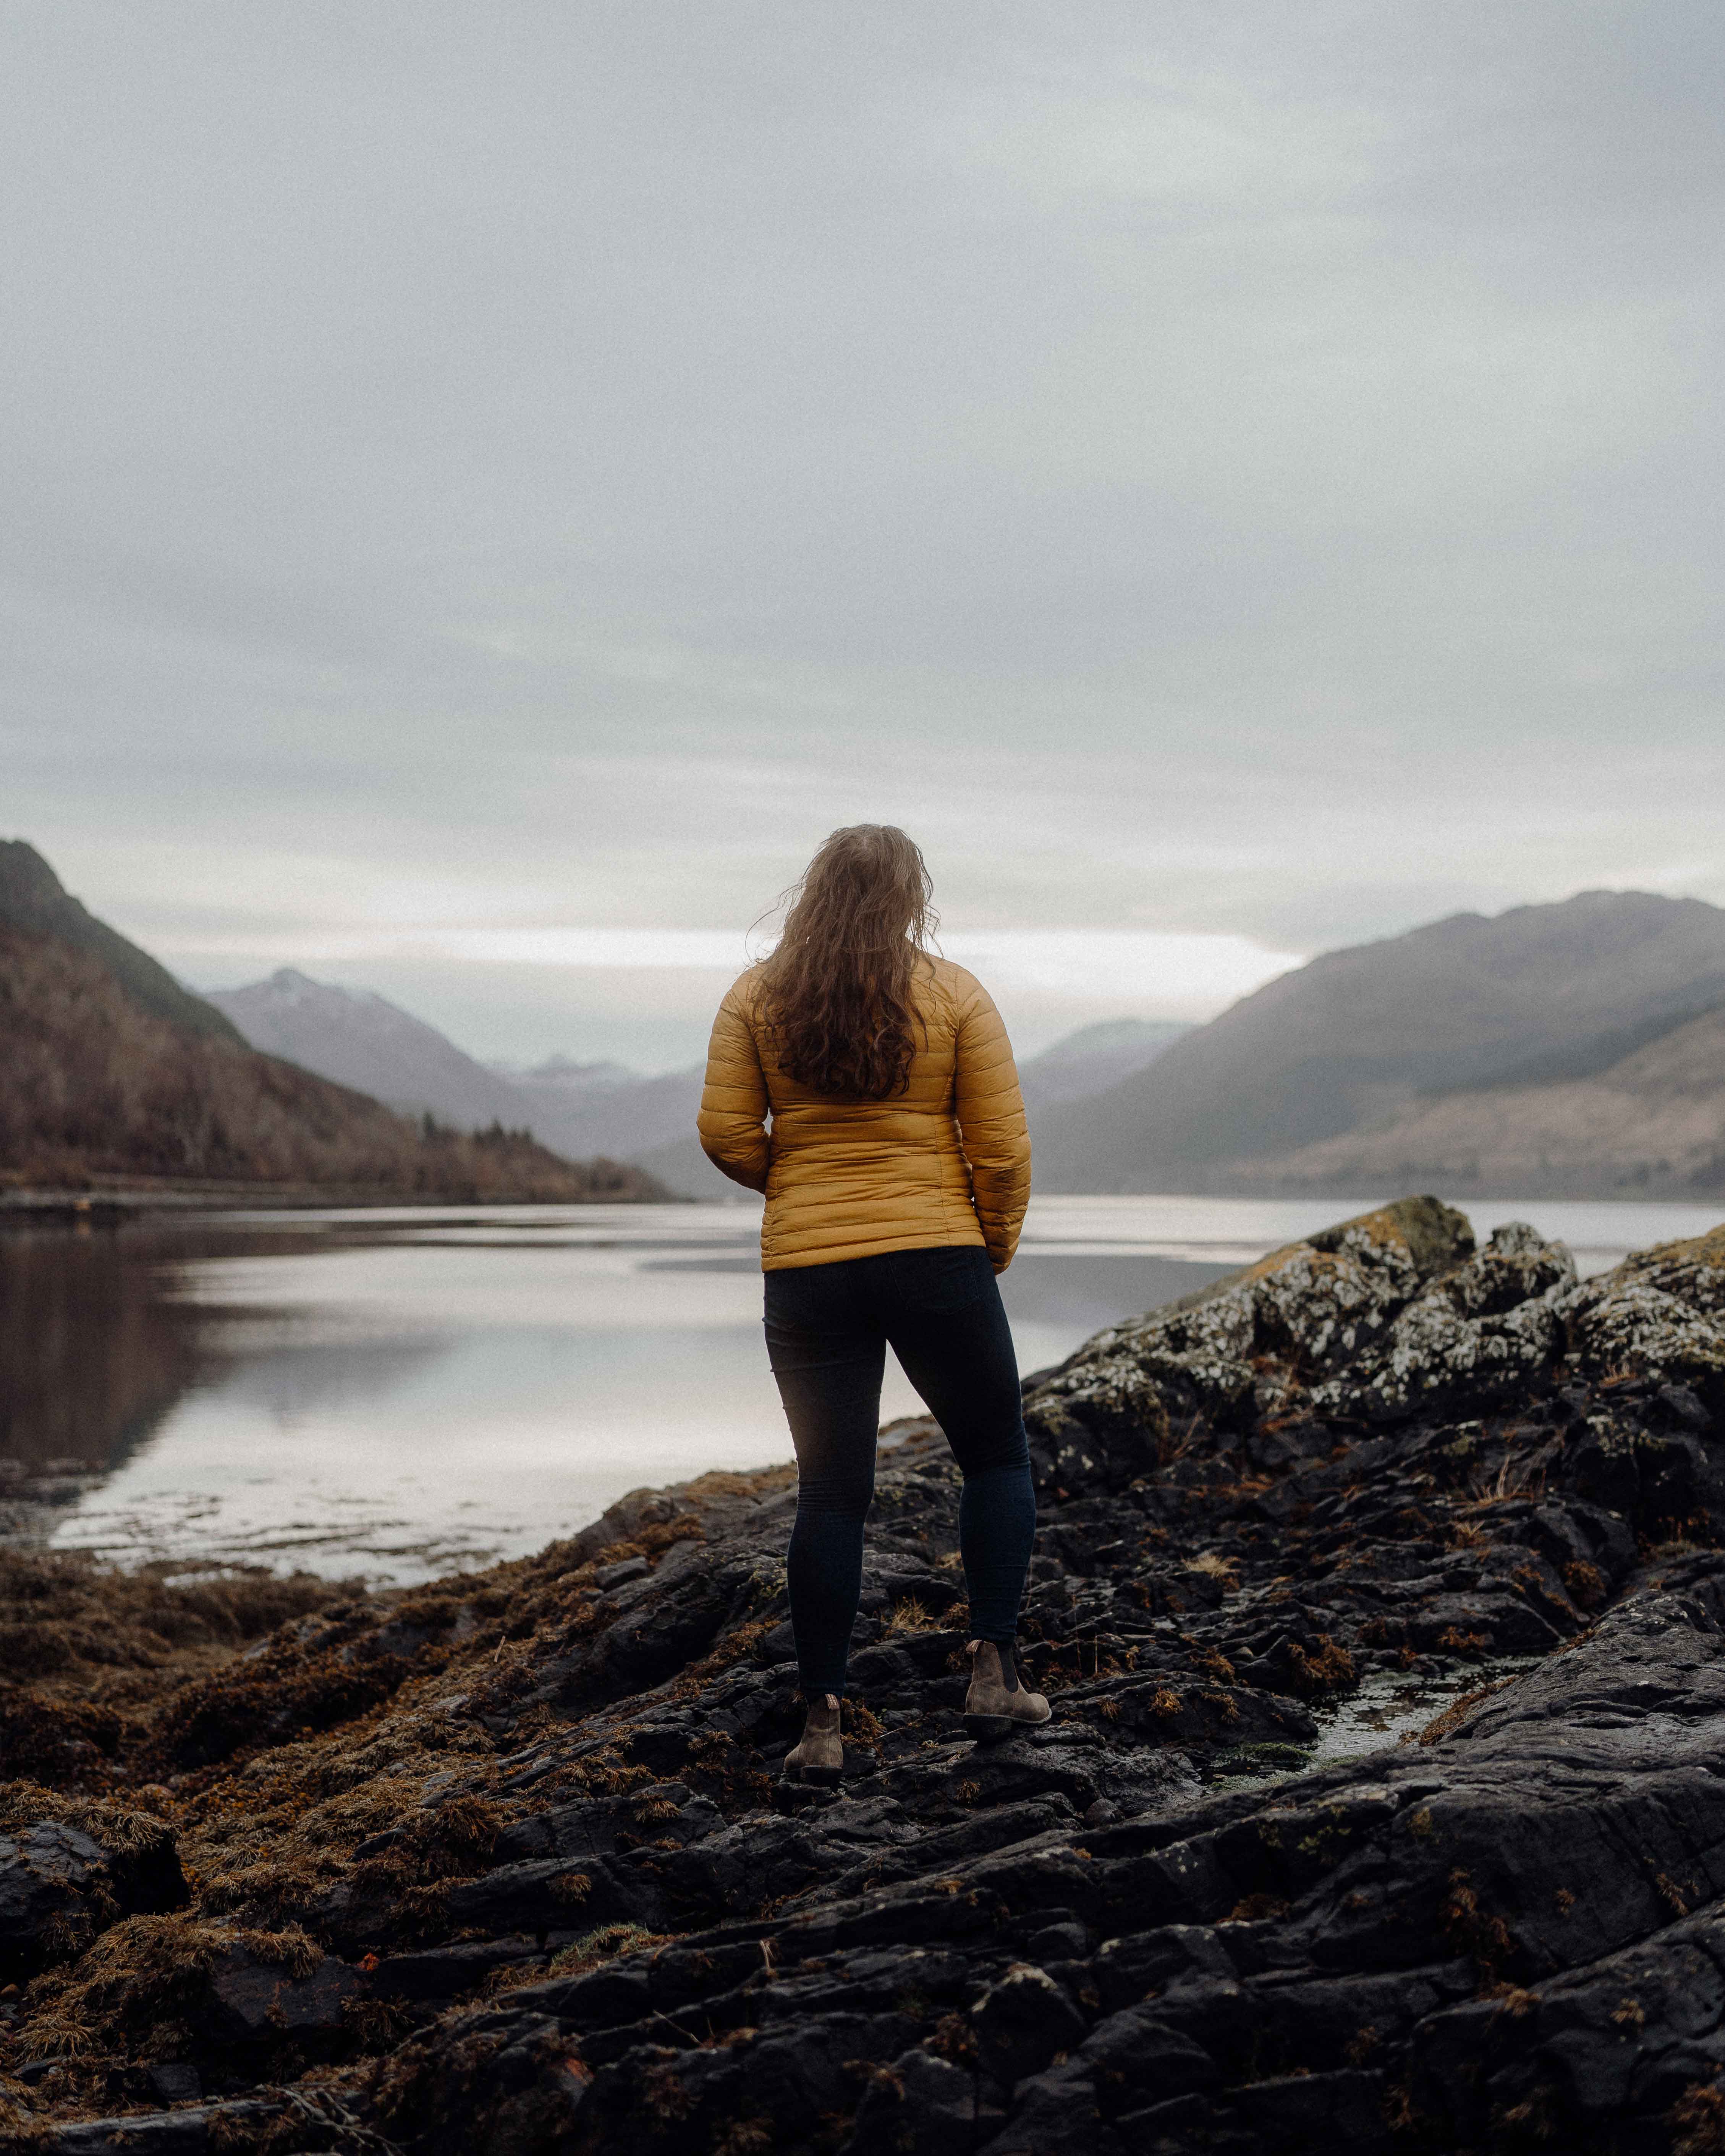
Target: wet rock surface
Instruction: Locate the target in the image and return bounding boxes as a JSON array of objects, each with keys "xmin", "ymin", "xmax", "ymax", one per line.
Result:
[{"xmin": 6, "ymin": 1200, "xmax": 1725, "ymax": 2152}]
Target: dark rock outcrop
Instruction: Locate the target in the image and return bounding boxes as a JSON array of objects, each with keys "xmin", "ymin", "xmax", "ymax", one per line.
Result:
[{"xmin": 9, "ymin": 1199, "xmax": 1725, "ymax": 2153}]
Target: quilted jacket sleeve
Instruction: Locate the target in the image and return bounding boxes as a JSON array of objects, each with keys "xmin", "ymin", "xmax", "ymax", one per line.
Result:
[
  {"xmin": 952, "ymin": 973, "xmax": 1031, "ymax": 1270},
  {"xmin": 697, "ymin": 985, "xmax": 771, "ymax": 1192}
]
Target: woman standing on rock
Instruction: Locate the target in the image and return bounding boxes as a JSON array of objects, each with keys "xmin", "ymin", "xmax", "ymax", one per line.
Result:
[{"xmin": 698, "ymin": 824, "xmax": 1049, "ymax": 1784}]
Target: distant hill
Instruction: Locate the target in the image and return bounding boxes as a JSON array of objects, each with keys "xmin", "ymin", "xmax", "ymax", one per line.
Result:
[
  {"xmin": 206, "ymin": 969, "xmax": 715, "ymax": 1173},
  {"xmin": 205, "ymin": 973, "xmax": 1195, "ymax": 1202},
  {"xmin": 1017, "ymin": 1016, "xmax": 1189, "ymax": 1115},
  {"xmin": 492, "ymin": 1053, "xmax": 637, "ymax": 1101},
  {"xmin": 209, "ymin": 969, "xmax": 530, "ymax": 1129},
  {"xmin": 1036, "ymin": 891, "xmax": 1725, "ymax": 1194},
  {"xmin": 504, "ymin": 1058, "xmax": 704, "ymax": 1164},
  {"xmin": 1244, "ymin": 1000, "xmax": 1725, "ymax": 1197},
  {"xmin": 0, "ymin": 840, "xmax": 242, "ymax": 1045}
]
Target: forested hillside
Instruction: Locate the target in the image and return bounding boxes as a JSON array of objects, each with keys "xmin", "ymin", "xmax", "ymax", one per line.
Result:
[
  {"xmin": 0, "ymin": 917, "xmax": 660, "ymax": 1203},
  {"xmin": 0, "ymin": 840, "xmax": 243, "ymax": 1044}
]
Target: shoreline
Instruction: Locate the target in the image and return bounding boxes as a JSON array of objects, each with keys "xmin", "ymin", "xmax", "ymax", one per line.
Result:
[
  {"xmin": 6, "ymin": 1177, "xmax": 1718, "ymax": 1228},
  {"xmin": 6, "ymin": 1197, "xmax": 1725, "ymax": 2149},
  {"xmin": 0, "ymin": 1178, "xmax": 676, "ymax": 1227}
]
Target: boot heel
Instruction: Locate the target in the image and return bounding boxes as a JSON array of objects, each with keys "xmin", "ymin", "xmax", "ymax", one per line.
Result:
[{"xmin": 963, "ymin": 1713, "xmax": 1013, "ymax": 1745}]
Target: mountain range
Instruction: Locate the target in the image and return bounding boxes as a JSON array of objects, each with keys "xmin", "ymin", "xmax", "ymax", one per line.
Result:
[
  {"xmin": 206, "ymin": 970, "xmax": 533, "ymax": 1131},
  {"xmin": 205, "ymin": 980, "xmax": 1192, "ymax": 1198},
  {"xmin": 200, "ymin": 901, "xmax": 1725, "ymax": 1199},
  {"xmin": 1036, "ymin": 889, "xmax": 1725, "ymax": 1196},
  {"xmin": 0, "ymin": 844, "xmax": 662, "ymax": 1203},
  {"xmin": 13, "ymin": 843, "xmax": 1721, "ymax": 1203}
]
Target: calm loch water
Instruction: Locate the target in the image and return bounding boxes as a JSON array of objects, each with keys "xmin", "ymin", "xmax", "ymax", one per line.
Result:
[{"xmin": 2, "ymin": 1194, "xmax": 1718, "ymax": 1585}]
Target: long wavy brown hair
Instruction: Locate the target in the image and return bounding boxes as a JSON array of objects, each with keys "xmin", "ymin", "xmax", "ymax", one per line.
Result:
[{"xmin": 757, "ymin": 825, "xmax": 936, "ymax": 1097}]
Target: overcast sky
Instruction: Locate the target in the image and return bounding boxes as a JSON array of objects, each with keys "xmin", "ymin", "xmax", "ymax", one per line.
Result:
[{"xmin": 4, "ymin": 2, "xmax": 1720, "ymax": 1067}]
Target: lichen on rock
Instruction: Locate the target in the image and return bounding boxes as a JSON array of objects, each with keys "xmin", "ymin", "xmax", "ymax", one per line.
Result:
[
  {"xmin": 1027, "ymin": 1195, "xmax": 1515, "ymax": 1465},
  {"xmin": 1026, "ymin": 1198, "xmax": 1452, "ymax": 1443},
  {"xmin": 1558, "ymin": 1231, "xmax": 1725, "ymax": 1414}
]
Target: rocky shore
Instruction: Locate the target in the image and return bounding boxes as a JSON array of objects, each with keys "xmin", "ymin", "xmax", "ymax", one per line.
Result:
[{"xmin": 5, "ymin": 1197, "xmax": 1725, "ymax": 2154}]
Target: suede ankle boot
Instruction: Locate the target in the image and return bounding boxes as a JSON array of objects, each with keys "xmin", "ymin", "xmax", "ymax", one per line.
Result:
[
  {"xmin": 964, "ymin": 1640, "xmax": 1050, "ymax": 1744},
  {"xmin": 784, "ymin": 1694, "xmax": 843, "ymax": 1785}
]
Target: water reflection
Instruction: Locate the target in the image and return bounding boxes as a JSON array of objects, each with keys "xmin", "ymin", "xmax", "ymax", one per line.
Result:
[
  {"xmin": 0, "ymin": 1226, "xmax": 202, "ymax": 1473},
  {"xmin": 199, "ymin": 1333, "xmax": 459, "ymax": 1423},
  {"xmin": 2, "ymin": 1194, "xmax": 1718, "ymax": 1585}
]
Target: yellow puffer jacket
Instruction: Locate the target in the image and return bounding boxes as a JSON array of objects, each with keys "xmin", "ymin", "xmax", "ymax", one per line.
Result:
[{"xmin": 696, "ymin": 954, "xmax": 1031, "ymax": 1272}]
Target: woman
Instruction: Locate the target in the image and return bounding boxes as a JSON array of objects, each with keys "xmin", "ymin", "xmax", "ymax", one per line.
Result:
[{"xmin": 697, "ymin": 823, "xmax": 1048, "ymax": 1786}]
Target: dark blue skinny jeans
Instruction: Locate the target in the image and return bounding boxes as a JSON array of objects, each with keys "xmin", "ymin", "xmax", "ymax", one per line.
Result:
[{"xmin": 764, "ymin": 1242, "xmax": 1036, "ymax": 1700}]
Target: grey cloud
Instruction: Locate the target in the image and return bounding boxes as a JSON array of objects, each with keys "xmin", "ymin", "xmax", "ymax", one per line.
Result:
[{"xmin": 2, "ymin": 0, "xmax": 1720, "ymax": 1065}]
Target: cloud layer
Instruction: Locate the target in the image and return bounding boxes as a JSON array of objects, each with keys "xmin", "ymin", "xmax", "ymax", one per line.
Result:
[{"xmin": 4, "ymin": 2, "xmax": 1719, "ymax": 1064}]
